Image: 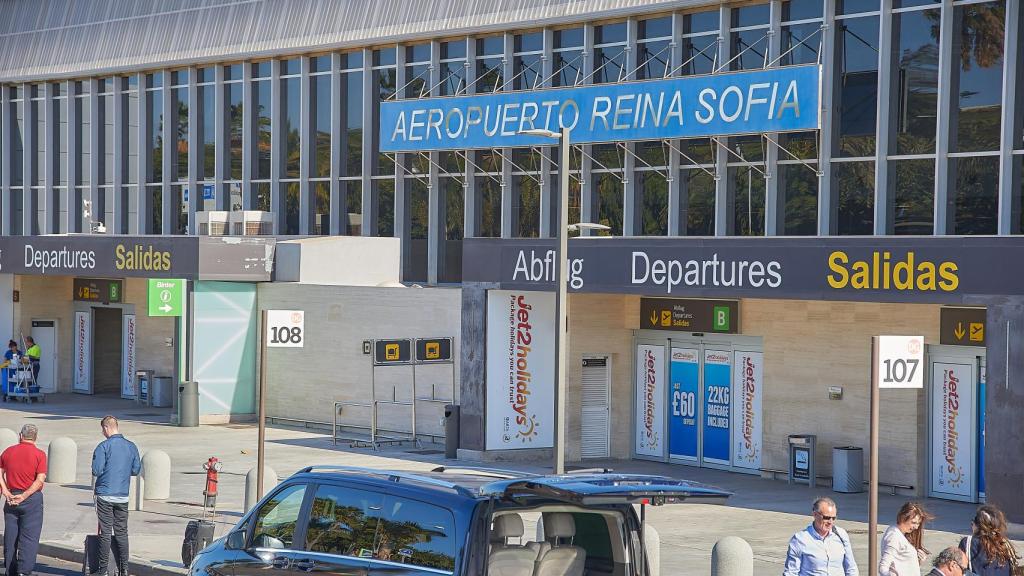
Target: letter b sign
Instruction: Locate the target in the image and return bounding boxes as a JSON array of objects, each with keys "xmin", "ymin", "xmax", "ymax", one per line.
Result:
[{"xmin": 713, "ymin": 306, "xmax": 730, "ymax": 331}]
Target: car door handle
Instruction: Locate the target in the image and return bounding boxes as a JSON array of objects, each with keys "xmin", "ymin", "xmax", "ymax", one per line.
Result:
[
  {"xmin": 294, "ymin": 559, "xmax": 316, "ymax": 571},
  {"xmin": 270, "ymin": 557, "xmax": 291, "ymax": 569}
]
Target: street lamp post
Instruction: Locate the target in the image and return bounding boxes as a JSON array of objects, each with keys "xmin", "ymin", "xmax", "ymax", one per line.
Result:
[{"xmin": 519, "ymin": 127, "xmax": 569, "ymax": 474}]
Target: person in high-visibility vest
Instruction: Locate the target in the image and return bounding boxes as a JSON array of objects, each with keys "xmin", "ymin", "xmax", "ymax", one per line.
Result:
[{"xmin": 23, "ymin": 337, "xmax": 40, "ymax": 382}]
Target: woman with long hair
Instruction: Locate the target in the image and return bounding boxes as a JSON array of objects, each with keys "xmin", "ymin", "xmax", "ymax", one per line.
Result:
[
  {"xmin": 959, "ymin": 505, "xmax": 1022, "ymax": 576},
  {"xmin": 879, "ymin": 501, "xmax": 935, "ymax": 576}
]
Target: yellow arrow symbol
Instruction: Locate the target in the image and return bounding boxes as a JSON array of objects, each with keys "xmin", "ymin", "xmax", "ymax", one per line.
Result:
[
  {"xmin": 954, "ymin": 322, "xmax": 966, "ymax": 340},
  {"xmin": 650, "ymin": 311, "xmax": 658, "ymax": 326}
]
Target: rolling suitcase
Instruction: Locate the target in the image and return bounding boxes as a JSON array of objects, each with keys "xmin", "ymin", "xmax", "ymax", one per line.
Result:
[
  {"xmin": 82, "ymin": 534, "xmax": 105, "ymax": 576},
  {"xmin": 181, "ymin": 519, "xmax": 216, "ymax": 567}
]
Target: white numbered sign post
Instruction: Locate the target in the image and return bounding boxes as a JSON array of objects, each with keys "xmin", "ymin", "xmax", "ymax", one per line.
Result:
[
  {"xmin": 868, "ymin": 334, "xmax": 925, "ymax": 574},
  {"xmin": 266, "ymin": 310, "xmax": 305, "ymax": 348},
  {"xmin": 876, "ymin": 335, "xmax": 924, "ymax": 389}
]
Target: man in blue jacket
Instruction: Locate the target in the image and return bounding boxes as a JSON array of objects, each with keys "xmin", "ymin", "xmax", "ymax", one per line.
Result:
[{"xmin": 92, "ymin": 416, "xmax": 141, "ymax": 576}]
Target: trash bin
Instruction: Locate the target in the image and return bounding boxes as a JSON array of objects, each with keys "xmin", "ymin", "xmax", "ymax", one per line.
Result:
[
  {"xmin": 788, "ymin": 434, "xmax": 817, "ymax": 486},
  {"xmin": 179, "ymin": 380, "xmax": 199, "ymax": 427},
  {"xmin": 833, "ymin": 446, "xmax": 864, "ymax": 493},
  {"xmin": 151, "ymin": 377, "xmax": 173, "ymax": 407},
  {"xmin": 443, "ymin": 404, "xmax": 460, "ymax": 459}
]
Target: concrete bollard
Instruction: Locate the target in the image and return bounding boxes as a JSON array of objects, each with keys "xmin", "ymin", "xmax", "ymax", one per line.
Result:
[
  {"xmin": 141, "ymin": 449, "xmax": 171, "ymax": 500},
  {"xmin": 129, "ymin": 475, "xmax": 144, "ymax": 511},
  {"xmin": 711, "ymin": 536, "xmax": 754, "ymax": 576},
  {"xmin": 244, "ymin": 466, "xmax": 278, "ymax": 512},
  {"xmin": 644, "ymin": 524, "xmax": 661, "ymax": 576},
  {"xmin": 47, "ymin": 436, "xmax": 78, "ymax": 484},
  {"xmin": 0, "ymin": 428, "xmax": 17, "ymax": 452}
]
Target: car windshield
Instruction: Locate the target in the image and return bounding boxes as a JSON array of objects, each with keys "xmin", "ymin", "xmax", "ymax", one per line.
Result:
[{"xmin": 487, "ymin": 505, "xmax": 631, "ymax": 576}]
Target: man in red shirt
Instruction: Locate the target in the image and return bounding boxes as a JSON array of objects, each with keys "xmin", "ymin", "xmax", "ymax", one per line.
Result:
[{"xmin": 1, "ymin": 424, "xmax": 47, "ymax": 576}]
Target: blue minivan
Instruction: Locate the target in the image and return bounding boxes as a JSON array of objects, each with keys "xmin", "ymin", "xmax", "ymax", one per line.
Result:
[{"xmin": 188, "ymin": 465, "xmax": 730, "ymax": 576}]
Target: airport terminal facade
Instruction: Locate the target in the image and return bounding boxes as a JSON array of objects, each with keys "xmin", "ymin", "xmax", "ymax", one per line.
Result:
[{"xmin": 2, "ymin": 0, "xmax": 1024, "ymax": 519}]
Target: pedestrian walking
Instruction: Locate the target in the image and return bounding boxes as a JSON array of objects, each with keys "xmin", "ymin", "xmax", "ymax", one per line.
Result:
[
  {"xmin": 880, "ymin": 501, "xmax": 935, "ymax": 576},
  {"xmin": 929, "ymin": 546, "xmax": 969, "ymax": 576},
  {"xmin": 959, "ymin": 505, "xmax": 1023, "ymax": 576},
  {"xmin": 0, "ymin": 424, "xmax": 47, "ymax": 576},
  {"xmin": 784, "ymin": 497, "xmax": 859, "ymax": 576},
  {"xmin": 91, "ymin": 416, "xmax": 141, "ymax": 576}
]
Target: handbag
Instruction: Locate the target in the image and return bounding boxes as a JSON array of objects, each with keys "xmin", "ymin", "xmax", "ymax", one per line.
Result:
[
  {"xmin": 1005, "ymin": 539, "xmax": 1024, "ymax": 576},
  {"xmin": 964, "ymin": 535, "xmax": 978, "ymax": 576}
]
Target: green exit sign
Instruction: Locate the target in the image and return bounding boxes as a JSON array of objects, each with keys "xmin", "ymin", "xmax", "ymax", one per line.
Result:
[{"xmin": 148, "ymin": 279, "xmax": 184, "ymax": 317}]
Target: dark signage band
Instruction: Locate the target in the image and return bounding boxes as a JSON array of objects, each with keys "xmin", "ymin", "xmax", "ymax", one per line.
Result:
[
  {"xmin": 640, "ymin": 298, "xmax": 739, "ymax": 333},
  {"xmin": 939, "ymin": 307, "xmax": 986, "ymax": 347},
  {"xmin": 463, "ymin": 237, "xmax": 1024, "ymax": 304}
]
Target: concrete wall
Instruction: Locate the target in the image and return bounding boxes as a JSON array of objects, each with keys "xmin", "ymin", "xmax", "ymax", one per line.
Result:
[
  {"xmin": 563, "ymin": 295, "xmax": 941, "ymax": 491},
  {"xmin": 258, "ymin": 284, "xmax": 461, "ymax": 439},
  {"xmin": 12, "ymin": 276, "xmax": 174, "ymax": 393},
  {"xmin": 275, "ymin": 237, "xmax": 401, "ymax": 286}
]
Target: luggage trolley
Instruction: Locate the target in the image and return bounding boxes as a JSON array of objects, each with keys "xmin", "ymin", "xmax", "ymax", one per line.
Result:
[{"xmin": 6, "ymin": 353, "xmax": 43, "ymax": 403}]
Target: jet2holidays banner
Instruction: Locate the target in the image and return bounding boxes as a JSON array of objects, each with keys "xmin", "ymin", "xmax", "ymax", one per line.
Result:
[{"xmin": 381, "ymin": 65, "xmax": 821, "ymax": 151}]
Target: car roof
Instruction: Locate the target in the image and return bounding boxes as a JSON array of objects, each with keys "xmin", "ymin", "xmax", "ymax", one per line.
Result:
[{"xmin": 287, "ymin": 465, "xmax": 731, "ymax": 507}]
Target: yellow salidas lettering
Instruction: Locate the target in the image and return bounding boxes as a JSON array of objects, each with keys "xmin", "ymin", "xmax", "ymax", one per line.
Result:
[
  {"xmin": 115, "ymin": 244, "xmax": 173, "ymax": 271},
  {"xmin": 827, "ymin": 250, "xmax": 959, "ymax": 292}
]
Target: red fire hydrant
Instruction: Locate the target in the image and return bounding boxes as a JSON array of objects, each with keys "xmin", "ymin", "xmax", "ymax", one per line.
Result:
[{"xmin": 203, "ymin": 457, "xmax": 222, "ymax": 509}]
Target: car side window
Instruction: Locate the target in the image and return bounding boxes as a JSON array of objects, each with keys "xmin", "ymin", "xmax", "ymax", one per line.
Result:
[
  {"xmin": 304, "ymin": 484, "xmax": 385, "ymax": 558},
  {"xmin": 251, "ymin": 484, "xmax": 308, "ymax": 550},
  {"xmin": 377, "ymin": 496, "xmax": 456, "ymax": 572}
]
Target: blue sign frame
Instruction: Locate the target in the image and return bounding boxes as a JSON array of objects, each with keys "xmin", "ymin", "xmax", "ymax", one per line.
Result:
[{"xmin": 380, "ymin": 64, "xmax": 820, "ymax": 152}]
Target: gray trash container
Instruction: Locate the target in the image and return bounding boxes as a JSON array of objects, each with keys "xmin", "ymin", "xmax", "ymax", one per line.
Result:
[
  {"xmin": 151, "ymin": 376, "xmax": 173, "ymax": 407},
  {"xmin": 179, "ymin": 380, "xmax": 199, "ymax": 427},
  {"xmin": 443, "ymin": 404, "xmax": 460, "ymax": 459},
  {"xmin": 833, "ymin": 446, "xmax": 864, "ymax": 493}
]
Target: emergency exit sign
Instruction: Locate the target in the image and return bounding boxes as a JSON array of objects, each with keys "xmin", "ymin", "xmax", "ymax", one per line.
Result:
[
  {"xmin": 639, "ymin": 298, "xmax": 739, "ymax": 333},
  {"xmin": 148, "ymin": 279, "xmax": 184, "ymax": 317}
]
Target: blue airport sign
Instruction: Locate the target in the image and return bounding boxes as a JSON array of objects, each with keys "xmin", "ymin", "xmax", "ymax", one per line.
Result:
[{"xmin": 380, "ymin": 64, "xmax": 820, "ymax": 152}]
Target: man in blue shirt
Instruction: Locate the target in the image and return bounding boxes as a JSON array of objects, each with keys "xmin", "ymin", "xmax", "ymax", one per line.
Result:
[
  {"xmin": 91, "ymin": 416, "xmax": 141, "ymax": 576},
  {"xmin": 784, "ymin": 497, "xmax": 859, "ymax": 576}
]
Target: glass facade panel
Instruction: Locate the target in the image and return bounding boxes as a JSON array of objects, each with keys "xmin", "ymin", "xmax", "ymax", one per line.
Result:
[
  {"xmin": 254, "ymin": 80, "xmax": 271, "ymax": 179},
  {"xmin": 893, "ymin": 9, "xmax": 940, "ymax": 155},
  {"xmin": 77, "ymin": 97, "xmax": 89, "ymax": 185},
  {"xmin": 685, "ymin": 170, "xmax": 716, "ymax": 236},
  {"xmin": 596, "ymin": 173, "xmax": 623, "ymax": 236},
  {"xmin": 227, "ymin": 82, "xmax": 243, "ymax": 180},
  {"xmin": 892, "ymin": 158, "xmax": 935, "ymax": 235},
  {"xmin": 345, "ymin": 180, "xmax": 362, "ymax": 235},
  {"xmin": 199, "ymin": 85, "xmax": 215, "ymax": 179},
  {"xmin": 376, "ymin": 179, "xmax": 394, "ymax": 237},
  {"xmin": 780, "ymin": 164, "xmax": 818, "ymax": 235},
  {"xmin": 781, "ymin": 22, "xmax": 822, "ymax": 66},
  {"xmin": 952, "ymin": 2, "xmax": 1004, "ymax": 153},
  {"xmin": 284, "ymin": 77, "xmax": 300, "ymax": 178},
  {"xmin": 174, "ymin": 87, "xmax": 188, "ymax": 181},
  {"xmin": 148, "ymin": 91, "xmax": 162, "ymax": 182},
  {"xmin": 836, "ymin": 16, "xmax": 879, "ymax": 157},
  {"xmin": 730, "ymin": 29, "xmax": 770, "ymax": 71},
  {"xmin": 344, "ymin": 72, "xmax": 363, "ymax": 176},
  {"xmin": 835, "ymin": 161, "xmax": 874, "ymax": 235},
  {"xmin": 639, "ymin": 172, "xmax": 668, "ymax": 236},
  {"xmin": 682, "ymin": 35, "xmax": 719, "ymax": 76},
  {"xmin": 477, "ymin": 177, "xmax": 501, "ymax": 237},
  {"xmin": 101, "ymin": 94, "xmax": 113, "ymax": 185},
  {"xmin": 953, "ymin": 156, "xmax": 998, "ymax": 235},
  {"xmin": 731, "ymin": 166, "xmax": 766, "ymax": 236},
  {"xmin": 313, "ymin": 75, "xmax": 330, "ymax": 178},
  {"xmin": 783, "ymin": 0, "xmax": 823, "ymax": 21},
  {"xmin": 284, "ymin": 181, "xmax": 299, "ymax": 234},
  {"xmin": 514, "ymin": 176, "xmax": 540, "ymax": 238},
  {"xmin": 838, "ymin": 0, "xmax": 880, "ymax": 15}
]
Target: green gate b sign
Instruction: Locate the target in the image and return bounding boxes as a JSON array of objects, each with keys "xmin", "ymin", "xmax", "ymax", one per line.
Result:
[
  {"xmin": 148, "ymin": 279, "xmax": 184, "ymax": 317},
  {"xmin": 713, "ymin": 305, "xmax": 730, "ymax": 331}
]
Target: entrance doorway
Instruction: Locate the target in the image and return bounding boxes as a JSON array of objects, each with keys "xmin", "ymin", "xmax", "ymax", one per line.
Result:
[
  {"xmin": 92, "ymin": 307, "xmax": 123, "ymax": 394},
  {"xmin": 927, "ymin": 344, "xmax": 985, "ymax": 503},
  {"xmin": 30, "ymin": 320, "xmax": 57, "ymax": 393},
  {"xmin": 634, "ymin": 332, "xmax": 763, "ymax": 474}
]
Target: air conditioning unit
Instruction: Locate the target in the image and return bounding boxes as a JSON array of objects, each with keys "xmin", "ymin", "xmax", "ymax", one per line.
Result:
[
  {"xmin": 197, "ymin": 211, "xmax": 229, "ymax": 236},
  {"xmin": 229, "ymin": 211, "xmax": 274, "ymax": 236}
]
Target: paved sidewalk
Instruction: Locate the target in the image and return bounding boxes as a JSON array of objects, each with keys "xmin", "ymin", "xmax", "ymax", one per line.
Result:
[{"xmin": 0, "ymin": 394, "xmax": 1019, "ymax": 575}]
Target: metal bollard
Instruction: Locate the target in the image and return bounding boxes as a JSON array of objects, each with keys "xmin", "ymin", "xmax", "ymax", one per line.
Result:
[
  {"xmin": 244, "ymin": 466, "xmax": 278, "ymax": 512},
  {"xmin": 711, "ymin": 536, "xmax": 754, "ymax": 576},
  {"xmin": 47, "ymin": 436, "xmax": 77, "ymax": 484},
  {"xmin": 0, "ymin": 428, "xmax": 17, "ymax": 452},
  {"xmin": 141, "ymin": 449, "xmax": 171, "ymax": 500}
]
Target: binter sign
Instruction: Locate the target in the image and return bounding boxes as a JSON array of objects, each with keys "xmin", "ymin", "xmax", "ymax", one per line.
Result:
[{"xmin": 380, "ymin": 65, "xmax": 821, "ymax": 151}]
